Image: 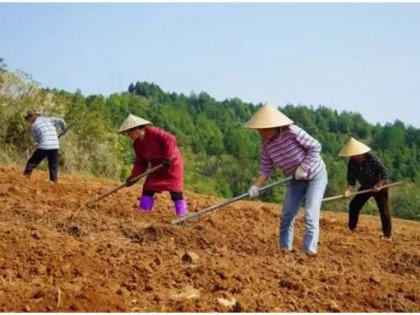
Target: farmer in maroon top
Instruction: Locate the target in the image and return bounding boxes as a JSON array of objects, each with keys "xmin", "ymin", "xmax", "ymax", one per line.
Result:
[{"xmin": 118, "ymin": 114, "xmax": 188, "ymax": 217}]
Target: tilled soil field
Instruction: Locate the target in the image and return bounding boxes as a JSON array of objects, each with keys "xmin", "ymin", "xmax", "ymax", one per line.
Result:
[{"xmin": 0, "ymin": 166, "xmax": 419, "ymax": 312}]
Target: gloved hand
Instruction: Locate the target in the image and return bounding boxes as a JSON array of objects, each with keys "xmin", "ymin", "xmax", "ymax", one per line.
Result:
[
  {"xmin": 125, "ymin": 177, "xmax": 135, "ymax": 187},
  {"xmin": 248, "ymin": 185, "xmax": 260, "ymax": 198},
  {"xmin": 162, "ymin": 158, "xmax": 172, "ymax": 168},
  {"xmin": 343, "ymin": 190, "xmax": 351, "ymax": 198},
  {"xmin": 294, "ymin": 165, "xmax": 307, "ymax": 180}
]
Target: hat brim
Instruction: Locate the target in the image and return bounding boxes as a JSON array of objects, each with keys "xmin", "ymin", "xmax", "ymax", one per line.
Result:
[
  {"xmin": 118, "ymin": 124, "xmax": 148, "ymax": 134},
  {"xmin": 338, "ymin": 137, "xmax": 372, "ymax": 157},
  {"xmin": 117, "ymin": 114, "xmax": 152, "ymax": 133},
  {"xmin": 245, "ymin": 103, "xmax": 293, "ymax": 129}
]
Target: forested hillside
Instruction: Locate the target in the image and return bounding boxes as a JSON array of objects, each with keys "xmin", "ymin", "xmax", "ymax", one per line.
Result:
[{"xmin": 1, "ymin": 61, "xmax": 419, "ymax": 221}]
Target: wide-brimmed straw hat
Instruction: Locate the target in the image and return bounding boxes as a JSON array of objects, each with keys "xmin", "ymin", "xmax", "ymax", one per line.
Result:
[
  {"xmin": 117, "ymin": 114, "xmax": 152, "ymax": 133},
  {"xmin": 245, "ymin": 102, "xmax": 293, "ymax": 129},
  {"xmin": 24, "ymin": 109, "xmax": 40, "ymax": 119},
  {"xmin": 339, "ymin": 137, "xmax": 371, "ymax": 157}
]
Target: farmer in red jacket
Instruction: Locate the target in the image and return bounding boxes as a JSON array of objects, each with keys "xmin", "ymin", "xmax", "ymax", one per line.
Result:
[{"xmin": 118, "ymin": 114, "xmax": 188, "ymax": 217}]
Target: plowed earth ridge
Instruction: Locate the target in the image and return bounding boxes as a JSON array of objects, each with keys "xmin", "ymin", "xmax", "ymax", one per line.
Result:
[{"xmin": 0, "ymin": 166, "xmax": 419, "ymax": 312}]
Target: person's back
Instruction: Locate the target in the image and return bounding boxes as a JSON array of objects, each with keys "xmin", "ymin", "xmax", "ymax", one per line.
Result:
[
  {"xmin": 347, "ymin": 152, "xmax": 388, "ymax": 189},
  {"xmin": 31, "ymin": 116, "xmax": 65, "ymax": 150}
]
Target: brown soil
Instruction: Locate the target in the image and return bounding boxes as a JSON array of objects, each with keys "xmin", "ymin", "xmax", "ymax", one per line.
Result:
[{"xmin": 0, "ymin": 166, "xmax": 419, "ymax": 312}]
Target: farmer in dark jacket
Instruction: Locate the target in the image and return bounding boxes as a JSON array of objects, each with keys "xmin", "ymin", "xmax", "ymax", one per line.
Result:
[{"xmin": 339, "ymin": 137, "xmax": 392, "ymax": 240}]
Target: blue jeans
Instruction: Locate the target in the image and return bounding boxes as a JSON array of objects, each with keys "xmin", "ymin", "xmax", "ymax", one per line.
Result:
[{"xmin": 279, "ymin": 169, "xmax": 328, "ymax": 253}]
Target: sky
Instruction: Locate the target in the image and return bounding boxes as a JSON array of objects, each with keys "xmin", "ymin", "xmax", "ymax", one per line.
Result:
[{"xmin": 1, "ymin": 2, "xmax": 420, "ymax": 127}]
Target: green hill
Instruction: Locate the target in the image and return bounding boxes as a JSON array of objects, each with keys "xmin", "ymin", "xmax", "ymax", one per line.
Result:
[{"xmin": 1, "ymin": 65, "xmax": 419, "ymax": 221}]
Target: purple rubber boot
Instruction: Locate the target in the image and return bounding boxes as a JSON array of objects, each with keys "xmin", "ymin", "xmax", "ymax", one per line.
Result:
[
  {"xmin": 138, "ymin": 195, "xmax": 154, "ymax": 212},
  {"xmin": 174, "ymin": 199, "xmax": 188, "ymax": 217}
]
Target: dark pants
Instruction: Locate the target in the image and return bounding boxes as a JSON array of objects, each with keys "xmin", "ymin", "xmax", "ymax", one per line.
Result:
[
  {"xmin": 24, "ymin": 149, "xmax": 59, "ymax": 182},
  {"xmin": 348, "ymin": 187, "xmax": 392, "ymax": 237},
  {"xmin": 143, "ymin": 190, "xmax": 183, "ymax": 201}
]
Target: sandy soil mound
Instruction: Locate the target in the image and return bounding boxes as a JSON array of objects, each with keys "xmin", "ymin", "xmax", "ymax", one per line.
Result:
[{"xmin": 0, "ymin": 166, "xmax": 419, "ymax": 312}]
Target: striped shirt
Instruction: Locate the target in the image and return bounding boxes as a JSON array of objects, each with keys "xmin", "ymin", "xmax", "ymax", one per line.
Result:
[
  {"xmin": 31, "ymin": 116, "xmax": 66, "ymax": 150},
  {"xmin": 259, "ymin": 125, "xmax": 325, "ymax": 180}
]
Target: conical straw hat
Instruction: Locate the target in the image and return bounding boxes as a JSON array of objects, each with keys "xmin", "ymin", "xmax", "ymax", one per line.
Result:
[
  {"xmin": 339, "ymin": 137, "xmax": 371, "ymax": 157},
  {"xmin": 117, "ymin": 114, "xmax": 152, "ymax": 133},
  {"xmin": 245, "ymin": 103, "xmax": 293, "ymax": 129}
]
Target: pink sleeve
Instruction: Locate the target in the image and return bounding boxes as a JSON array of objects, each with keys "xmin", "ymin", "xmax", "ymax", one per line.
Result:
[{"xmin": 259, "ymin": 145, "xmax": 274, "ymax": 177}]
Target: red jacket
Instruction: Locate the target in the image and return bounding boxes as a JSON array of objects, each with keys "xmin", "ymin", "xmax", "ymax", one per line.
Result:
[{"xmin": 129, "ymin": 126, "xmax": 184, "ymax": 192}]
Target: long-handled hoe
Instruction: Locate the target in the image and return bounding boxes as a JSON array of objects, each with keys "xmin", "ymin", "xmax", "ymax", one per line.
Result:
[
  {"xmin": 322, "ymin": 181, "xmax": 404, "ymax": 202},
  {"xmin": 66, "ymin": 163, "xmax": 164, "ymax": 222},
  {"xmin": 172, "ymin": 176, "xmax": 293, "ymax": 226},
  {"xmin": 173, "ymin": 180, "xmax": 404, "ymax": 226}
]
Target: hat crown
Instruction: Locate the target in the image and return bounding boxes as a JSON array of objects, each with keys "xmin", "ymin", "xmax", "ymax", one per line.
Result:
[
  {"xmin": 245, "ymin": 102, "xmax": 293, "ymax": 129},
  {"xmin": 117, "ymin": 114, "xmax": 152, "ymax": 133},
  {"xmin": 339, "ymin": 137, "xmax": 371, "ymax": 157}
]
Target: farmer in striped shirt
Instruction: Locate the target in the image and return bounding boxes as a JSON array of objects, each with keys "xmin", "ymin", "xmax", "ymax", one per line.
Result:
[
  {"xmin": 23, "ymin": 109, "xmax": 67, "ymax": 183},
  {"xmin": 246, "ymin": 103, "xmax": 328, "ymax": 256}
]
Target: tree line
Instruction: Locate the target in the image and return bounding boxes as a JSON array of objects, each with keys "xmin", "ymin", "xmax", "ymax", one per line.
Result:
[{"xmin": 1, "ymin": 64, "xmax": 419, "ymax": 221}]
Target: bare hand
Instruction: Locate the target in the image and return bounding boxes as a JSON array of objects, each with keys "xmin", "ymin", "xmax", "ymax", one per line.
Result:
[{"xmin": 371, "ymin": 185, "xmax": 381, "ymax": 193}]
